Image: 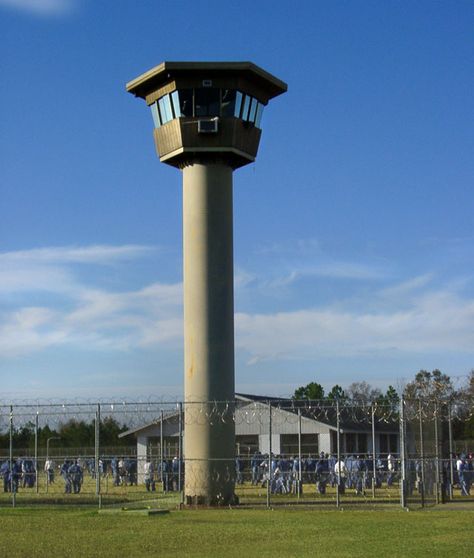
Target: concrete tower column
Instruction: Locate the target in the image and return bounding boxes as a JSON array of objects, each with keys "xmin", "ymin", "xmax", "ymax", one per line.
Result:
[{"xmin": 183, "ymin": 162, "xmax": 235, "ymax": 504}]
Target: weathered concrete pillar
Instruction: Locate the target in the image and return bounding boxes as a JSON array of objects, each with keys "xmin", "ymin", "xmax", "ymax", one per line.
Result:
[{"xmin": 183, "ymin": 162, "xmax": 235, "ymax": 504}]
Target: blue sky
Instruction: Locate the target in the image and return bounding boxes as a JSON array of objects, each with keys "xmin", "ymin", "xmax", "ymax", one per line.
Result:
[{"xmin": 1, "ymin": 0, "xmax": 473, "ymax": 400}]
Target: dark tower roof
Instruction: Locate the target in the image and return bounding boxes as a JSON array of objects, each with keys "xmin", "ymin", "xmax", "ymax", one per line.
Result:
[{"xmin": 126, "ymin": 61, "xmax": 287, "ymax": 104}]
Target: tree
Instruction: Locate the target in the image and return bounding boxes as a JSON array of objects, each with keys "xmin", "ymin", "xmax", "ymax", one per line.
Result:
[
  {"xmin": 99, "ymin": 416, "xmax": 129, "ymax": 446},
  {"xmin": 292, "ymin": 382, "xmax": 325, "ymax": 400},
  {"xmin": 452, "ymin": 370, "xmax": 474, "ymax": 440},
  {"xmin": 58, "ymin": 419, "xmax": 95, "ymax": 447},
  {"xmin": 346, "ymin": 381, "xmax": 382, "ymax": 404},
  {"xmin": 459, "ymin": 370, "xmax": 474, "ymax": 399},
  {"xmin": 326, "ymin": 385, "xmax": 346, "ymax": 401},
  {"xmin": 378, "ymin": 386, "xmax": 400, "ymax": 407},
  {"xmin": 403, "ymin": 369, "xmax": 454, "ymax": 400}
]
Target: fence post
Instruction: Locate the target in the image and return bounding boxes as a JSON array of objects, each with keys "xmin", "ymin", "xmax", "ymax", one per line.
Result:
[
  {"xmin": 399, "ymin": 397, "xmax": 406, "ymax": 509},
  {"xmin": 418, "ymin": 399, "xmax": 425, "ymax": 508},
  {"xmin": 297, "ymin": 407, "xmax": 302, "ymax": 499},
  {"xmin": 371, "ymin": 404, "xmax": 376, "ymax": 499},
  {"xmin": 266, "ymin": 402, "xmax": 272, "ymax": 509},
  {"xmin": 448, "ymin": 402, "xmax": 454, "ymax": 500},
  {"xmin": 434, "ymin": 401, "xmax": 440, "ymax": 504},
  {"xmin": 35, "ymin": 412, "xmax": 39, "ymax": 495},
  {"xmin": 178, "ymin": 402, "xmax": 183, "ymax": 505},
  {"xmin": 160, "ymin": 409, "xmax": 164, "ymax": 491},
  {"xmin": 336, "ymin": 400, "xmax": 341, "ymax": 509},
  {"xmin": 95, "ymin": 403, "xmax": 101, "ymax": 503},
  {"xmin": 10, "ymin": 405, "xmax": 15, "ymax": 508}
]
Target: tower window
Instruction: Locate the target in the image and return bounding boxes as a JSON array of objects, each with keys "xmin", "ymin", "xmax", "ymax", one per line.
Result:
[
  {"xmin": 255, "ymin": 102, "xmax": 264, "ymax": 128},
  {"xmin": 151, "ymin": 89, "xmax": 265, "ymax": 129},
  {"xmin": 221, "ymin": 89, "xmax": 237, "ymax": 117},
  {"xmin": 171, "ymin": 91, "xmax": 182, "ymax": 118},
  {"xmin": 195, "ymin": 88, "xmax": 220, "ymax": 117},
  {"xmin": 158, "ymin": 95, "xmax": 173, "ymax": 124},
  {"xmin": 241, "ymin": 94, "xmax": 251, "ymax": 121},
  {"xmin": 179, "ymin": 89, "xmax": 193, "ymax": 117}
]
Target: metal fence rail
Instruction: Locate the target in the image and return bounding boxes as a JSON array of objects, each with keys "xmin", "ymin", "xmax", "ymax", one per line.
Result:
[{"xmin": 0, "ymin": 397, "xmax": 472, "ymax": 509}]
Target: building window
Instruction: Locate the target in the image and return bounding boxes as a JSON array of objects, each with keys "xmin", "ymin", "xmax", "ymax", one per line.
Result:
[
  {"xmin": 195, "ymin": 88, "xmax": 220, "ymax": 117},
  {"xmin": 255, "ymin": 102, "xmax": 264, "ymax": 128},
  {"xmin": 389, "ymin": 434, "xmax": 398, "ymax": 454},
  {"xmin": 280, "ymin": 434, "xmax": 318, "ymax": 457},
  {"xmin": 151, "ymin": 88, "xmax": 265, "ymax": 128},
  {"xmin": 158, "ymin": 95, "xmax": 173, "ymax": 124},
  {"xmin": 170, "ymin": 90, "xmax": 181, "ymax": 118},
  {"xmin": 179, "ymin": 89, "xmax": 193, "ymax": 117},
  {"xmin": 151, "ymin": 102, "xmax": 161, "ymax": 128},
  {"xmin": 379, "ymin": 434, "xmax": 398, "ymax": 455},
  {"xmin": 345, "ymin": 433, "xmax": 357, "ymax": 454},
  {"xmin": 241, "ymin": 94, "xmax": 251, "ymax": 120},
  {"xmin": 248, "ymin": 97, "xmax": 257, "ymax": 123},
  {"xmin": 357, "ymin": 433, "xmax": 367, "ymax": 454},
  {"xmin": 234, "ymin": 91, "xmax": 243, "ymax": 118},
  {"xmin": 221, "ymin": 89, "xmax": 237, "ymax": 117}
]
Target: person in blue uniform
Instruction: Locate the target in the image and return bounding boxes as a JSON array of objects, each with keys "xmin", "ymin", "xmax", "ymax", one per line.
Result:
[
  {"xmin": 68, "ymin": 460, "xmax": 83, "ymax": 494},
  {"xmin": 111, "ymin": 457, "xmax": 120, "ymax": 486},
  {"xmin": 251, "ymin": 451, "xmax": 262, "ymax": 485},
  {"xmin": 235, "ymin": 456, "xmax": 244, "ymax": 485},
  {"xmin": 1, "ymin": 460, "xmax": 10, "ymax": 492},
  {"xmin": 328, "ymin": 454, "xmax": 337, "ymax": 487},
  {"xmin": 11, "ymin": 460, "xmax": 22, "ymax": 493},
  {"xmin": 315, "ymin": 452, "xmax": 329, "ymax": 495},
  {"xmin": 353, "ymin": 455, "xmax": 366, "ymax": 495},
  {"xmin": 171, "ymin": 456, "xmax": 181, "ymax": 491},
  {"xmin": 61, "ymin": 459, "xmax": 72, "ymax": 494}
]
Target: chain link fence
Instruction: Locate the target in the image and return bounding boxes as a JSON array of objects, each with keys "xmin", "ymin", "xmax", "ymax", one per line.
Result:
[{"xmin": 0, "ymin": 396, "xmax": 472, "ymax": 510}]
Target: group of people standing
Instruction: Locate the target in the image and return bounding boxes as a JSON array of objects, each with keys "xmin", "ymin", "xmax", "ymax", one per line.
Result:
[
  {"xmin": 143, "ymin": 456, "xmax": 182, "ymax": 492},
  {"xmin": 1, "ymin": 451, "xmax": 471, "ymax": 498},
  {"xmin": 60, "ymin": 459, "xmax": 84, "ymax": 494},
  {"xmin": 1, "ymin": 459, "xmax": 36, "ymax": 492},
  {"xmin": 245, "ymin": 451, "xmax": 398, "ymax": 495}
]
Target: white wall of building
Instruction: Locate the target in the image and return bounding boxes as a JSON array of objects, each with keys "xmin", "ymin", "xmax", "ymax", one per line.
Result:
[{"xmin": 259, "ymin": 434, "xmax": 281, "ymax": 455}]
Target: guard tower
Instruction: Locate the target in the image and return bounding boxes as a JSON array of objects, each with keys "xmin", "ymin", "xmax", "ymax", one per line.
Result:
[{"xmin": 127, "ymin": 62, "xmax": 287, "ymax": 505}]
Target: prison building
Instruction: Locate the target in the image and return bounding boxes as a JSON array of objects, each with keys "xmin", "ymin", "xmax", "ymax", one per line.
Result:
[{"xmin": 119, "ymin": 394, "xmax": 399, "ymax": 467}]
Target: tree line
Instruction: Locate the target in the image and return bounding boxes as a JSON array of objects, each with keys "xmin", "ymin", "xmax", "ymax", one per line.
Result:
[
  {"xmin": 292, "ymin": 369, "xmax": 474, "ymax": 440},
  {"xmin": 0, "ymin": 416, "xmax": 130, "ymax": 452}
]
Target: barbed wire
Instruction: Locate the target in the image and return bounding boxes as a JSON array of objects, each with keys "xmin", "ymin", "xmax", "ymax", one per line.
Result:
[{"xmin": 0, "ymin": 395, "xmax": 472, "ymax": 433}]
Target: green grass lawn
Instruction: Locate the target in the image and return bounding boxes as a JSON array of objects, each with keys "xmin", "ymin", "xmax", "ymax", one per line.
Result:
[
  {"xmin": 1, "ymin": 473, "xmax": 468, "ymax": 508},
  {"xmin": 0, "ymin": 506, "xmax": 473, "ymax": 558},
  {"xmin": 1, "ymin": 472, "xmax": 472, "ymax": 509}
]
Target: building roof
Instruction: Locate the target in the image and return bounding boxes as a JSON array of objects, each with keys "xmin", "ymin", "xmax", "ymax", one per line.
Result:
[
  {"xmin": 119, "ymin": 393, "xmax": 398, "ymax": 437},
  {"xmin": 126, "ymin": 61, "xmax": 287, "ymax": 101},
  {"xmin": 236, "ymin": 393, "xmax": 398, "ymax": 434}
]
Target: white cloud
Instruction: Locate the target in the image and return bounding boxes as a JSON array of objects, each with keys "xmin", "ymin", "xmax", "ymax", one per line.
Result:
[
  {"xmin": 0, "ymin": 244, "xmax": 155, "ymax": 265},
  {"xmin": 0, "ymin": 306, "xmax": 67, "ymax": 356},
  {"xmin": 379, "ymin": 274, "xmax": 434, "ymax": 299},
  {"xmin": 267, "ymin": 261, "xmax": 384, "ymax": 288},
  {"xmin": 255, "ymin": 238, "xmax": 322, "ymax": 256},
  {"xmin": 2, "ymin": 243, "xmax": 474, "ymax": 374},
  {"xmin": 0, "ymin": 265, "xmax": 76, "ymax": 294},
  {"xmin": 234, "ymin": 267, "xmax": 256, "ymax": 289},
  {"xmin": 0, "ymin": 244, "xmax": 183, "ymax": 357},
  {"xmin": 249, "ymin": 237, "xmax": 386, "ymax": 290},
  {"xmin": 0, "ymin": 0, "xmax": 77, "ymax": 15},
  {"xmin": 0, "ymin": 245, "xmax": 158, "ymax": 295},
  {"xmin": 0, "ymin": 280, "xmax": 184, "ymax": 356},
  {"xmin": 235, "ymin": 286, "xmax": 474, "ymax": 364}
]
